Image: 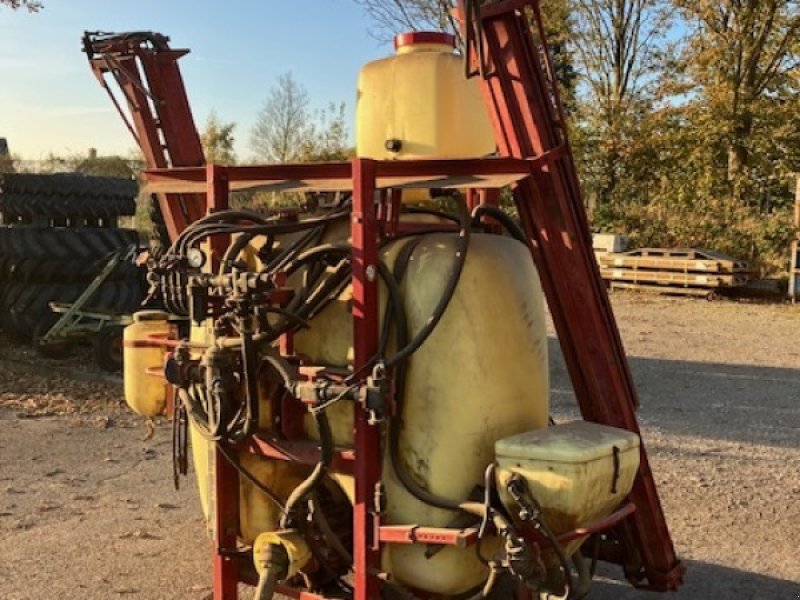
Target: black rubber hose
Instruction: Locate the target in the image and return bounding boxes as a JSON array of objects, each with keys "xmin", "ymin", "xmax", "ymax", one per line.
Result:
[
  {"xmin": 216, "ymin": 443, "xmax": 286, "ymax": 512},
  {"xmin": 470, "ymin": 204, "xmax": 528, "ymax": 246},
  {"xmin": 279, "ymin": 408, "xmax": 334, "ymax": 528},
  {"xmin": 240, "ymin": 325, "xmax": 260, "ymax": 437},
  {"xmin": 384, "ymin": 198, "xmax": 471, "ymax": 369},
  {"xmin": 309, "ymin": 491, "xmax": 353, "ymax": 566}
]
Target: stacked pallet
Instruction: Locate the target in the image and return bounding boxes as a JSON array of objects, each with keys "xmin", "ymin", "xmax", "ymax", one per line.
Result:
[{"xmin": 598, "ymin": 248, "xmax": 751, "ymax": 299}]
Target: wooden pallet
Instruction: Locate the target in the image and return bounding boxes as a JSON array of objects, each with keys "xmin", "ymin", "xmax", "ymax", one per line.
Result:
[
  {"xmin": 598, "ymin": 247, "xmax": 750, "ymax": 274},
  {"xmin": 600, "ymin": 267, "xmax": 748, "ymax": 288}
]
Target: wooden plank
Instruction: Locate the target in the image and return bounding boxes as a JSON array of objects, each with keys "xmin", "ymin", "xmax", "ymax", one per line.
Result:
[
  {"xmin": 606, "ymin": 247, "xmax": 749, "ymax": 271},
  {"xmin": 600, "ymin": 268, "xmax": 747, "ymax": 288},
  {"xmin": 598, "ymin": 255, "xmax": 750, "ymax": 274},
  {"xmin": 609, "ymin": 282, "xmax": 718, "ymax": 298}
]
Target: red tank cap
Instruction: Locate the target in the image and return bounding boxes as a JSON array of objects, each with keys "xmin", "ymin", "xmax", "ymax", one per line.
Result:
[{"xmin": 394, "ymin": 32, "xmax": 456, "ymax": 51}]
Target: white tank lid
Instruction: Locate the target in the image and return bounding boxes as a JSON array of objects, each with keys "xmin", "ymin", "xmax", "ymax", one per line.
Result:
[{"xmin": 496, "ymin": 420, "xmax": 640, "ymax": 463}]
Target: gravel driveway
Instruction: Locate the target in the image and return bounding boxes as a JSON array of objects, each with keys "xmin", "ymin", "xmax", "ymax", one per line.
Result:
[{"xmin": 1, "ymin": 293, "xmax": 798, "ymax": 599}]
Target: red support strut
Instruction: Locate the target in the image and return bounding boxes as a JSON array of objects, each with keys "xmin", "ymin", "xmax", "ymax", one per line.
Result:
[{"xmin": 350, "ymin": 159, "xmax": 383, "ymax": 600}]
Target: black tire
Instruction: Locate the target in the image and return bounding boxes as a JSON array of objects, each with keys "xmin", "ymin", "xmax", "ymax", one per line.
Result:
[
  {"xmin": 0, "ymin": 173, "xmax": 137, "ymax": 199},
  {"xmin": 33, "ymin": 313, "xmax": 74, "ymax": 359},
  {"xmin": 0, "ymin": 226, "xmax": 138, "ymax": 261},
  {"xmin": 3, "ymin": 255, "xmax": 141, "ymax": 284},
  {"xmin": 2, "ymin": 280, "xmax": 144, "ymax": 342},
  {"xmin": 0, "ymin": 193, "xmax": 136, "ymax": 220},
  {"xmin": 93, "ymin": 325, "xmax": 124, "ymax": 372}
]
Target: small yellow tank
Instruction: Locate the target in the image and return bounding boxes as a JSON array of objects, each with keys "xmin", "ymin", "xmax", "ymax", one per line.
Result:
[
  {"xmin": 495, "ymin": 421, "xmax": 641, "ymax": 558},
  {"xmin": 356, "ymin": 32, "xmax": 496, "ymax": 194},
  {"xmin": 123, "ymin": 310, "xmax": 175, "ymax": 416}
]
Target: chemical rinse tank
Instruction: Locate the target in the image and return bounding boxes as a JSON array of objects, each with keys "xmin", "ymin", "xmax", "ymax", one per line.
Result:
[{"xmin": 123, "ymin": 31, "xmax": 639, "ymax": 598}]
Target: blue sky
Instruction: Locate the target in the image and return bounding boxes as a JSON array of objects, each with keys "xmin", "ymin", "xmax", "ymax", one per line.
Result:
[{"xmin": 0, "ymin": 1, "xmax": 389, "ymax": 160}]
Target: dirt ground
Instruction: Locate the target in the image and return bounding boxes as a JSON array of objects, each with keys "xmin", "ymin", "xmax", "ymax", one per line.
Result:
[{"xmin": 1, "ymin": 293, "xmax": 799, "ymax": 599}]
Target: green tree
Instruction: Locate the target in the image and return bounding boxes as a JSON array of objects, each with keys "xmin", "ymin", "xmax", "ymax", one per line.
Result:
[
  {"xmin": 298, "ymin": 102, "xmax": 351, "ymax": 162},
  {"xmin": 354, "ymin": 0, "xmax": 458, "ymax": 42},
  {"xmin": 570, "ymin": 0, "xmax": 674, "ymax": 208},
  {"xmin": 250, "ymin": 72, "xmax": 311, "ymax": 163},
  {"xmin": 201, "ymin": 111, "xmax": 237, "ymax": 165},
  {"xmin": 673, "ymin": 0, "xmax": 800, "ymax": 200}
]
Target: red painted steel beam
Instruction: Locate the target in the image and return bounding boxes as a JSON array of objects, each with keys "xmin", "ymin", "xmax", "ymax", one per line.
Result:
[
  {"xmin": 457, "ymin": 0, "xmax": 683, "ymax": 591},
  {"xmin": 246, "ymin": 436, "xmax": 355, "ymax": 475},
  {"xmin": 205, "ymin": 165, "xmax": 240, "ymax": 600},
  {"xmin": 351, "ymin": 158, "xmax": 382, "ymax": 600},
  {"xmin": 85, "ymin": 33, "xmax": 206, "ymax": 240},
  {"xmin": 142, "ymin": 156, "xmax": 535, "ymax": 187},
  {"xmin": 379, "ymin": 525, "xmax": 479, "ymax": 547}
]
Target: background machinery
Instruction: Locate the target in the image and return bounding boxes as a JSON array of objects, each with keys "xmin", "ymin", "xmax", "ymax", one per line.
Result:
[{"xmin": 84, "ymin": 1, "xmax": 684, "ymax": 598}]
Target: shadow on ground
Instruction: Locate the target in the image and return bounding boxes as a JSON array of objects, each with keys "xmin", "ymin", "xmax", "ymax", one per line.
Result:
[
  {"xmin": 589, "ymin": 560, "xmax": 800, "ymax": 599},
  {"xmin": 547, "ymin": 338, "xmax": 800, "ymax": 448}
]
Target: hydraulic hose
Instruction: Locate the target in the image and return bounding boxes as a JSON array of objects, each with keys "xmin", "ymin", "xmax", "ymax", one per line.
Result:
[
  {"xmin": 470, "ymin": 204, "xmax": 529, "ymax": 246},
  {"xmin": 279, "ymin": 407, "xmax": 334, "ymax": 528},
  {"xmin": 384, "ymin": 198, "xmax": 471, "ymax": 368}
]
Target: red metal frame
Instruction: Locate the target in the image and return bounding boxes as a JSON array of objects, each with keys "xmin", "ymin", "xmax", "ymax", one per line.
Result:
[{"xmin": 144, "ymin": 156, "xmax": 672, "ymax": 599}]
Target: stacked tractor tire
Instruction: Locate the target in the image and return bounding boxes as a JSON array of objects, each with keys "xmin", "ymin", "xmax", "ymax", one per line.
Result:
[{"xmin": 0, "ymin": 173, "xmax": 145, "ymax": 352}]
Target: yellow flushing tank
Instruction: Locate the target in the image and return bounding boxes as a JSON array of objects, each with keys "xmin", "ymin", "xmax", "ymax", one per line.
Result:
[
  {"xmin": 356, "ymin": 32, "xmax": 496, "ymax": 195},
  {"xmin": 123, "ymin": 310, "xmax": 175, "ymax": 416}
]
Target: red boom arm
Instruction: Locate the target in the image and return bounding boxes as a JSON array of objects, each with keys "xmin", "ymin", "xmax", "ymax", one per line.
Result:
[{"xmin": 83, "ymin": 31, "xmax": 206, "ymax": 241}]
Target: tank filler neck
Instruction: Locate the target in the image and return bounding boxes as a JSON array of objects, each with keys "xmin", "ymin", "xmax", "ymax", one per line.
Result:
[{"xmin": 394, "ymin": 31, "xmax": 456, "ymax": 55}]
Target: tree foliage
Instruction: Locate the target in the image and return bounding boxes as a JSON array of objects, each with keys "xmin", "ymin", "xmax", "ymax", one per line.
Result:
[
  {"xmin": 571, "ymin": 0, "xmax": 674, "ymax": 207},
  {"xmin": 353, "ymin": 0, "xmax": 458, "ymax": 42},
  {"xmin": 201, "ymin": 111, "xmax": 237, "ymax": 165},
  {"xmin": 674, "ymin": 0, "xmax": 800, "ymax": 197},
  {"xmin": 250, "ymin": 73, "xmax": 312, "ymax": 163},
  {"xmin": 0, "ymin": 0, "xmax": 42, "ymax": 10}
]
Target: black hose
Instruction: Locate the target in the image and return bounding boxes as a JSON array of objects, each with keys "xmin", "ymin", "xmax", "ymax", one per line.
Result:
[
  {"xmin": 254, "ymin": 568, "xmax": 281, "ymax": 600},
  {"xmin": 385, "ymin": 198, "xmax": 471, "ymax": 369},
  {"xmin": 470, "ymin": 204, "xmax": 528, "ymax": 246},
  {"xmin": 216, "ymin": 442, "xmax": 286, "ymax": 512},
  {"xmin": 279, "ymin": 408, "xmax": 334, "ymax": 528},
  {"xmin": 309, "ymin": 491, "xmax": 353, "ymax": 566}
]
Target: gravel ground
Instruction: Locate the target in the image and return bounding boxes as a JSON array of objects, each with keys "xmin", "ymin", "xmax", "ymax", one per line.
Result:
[{"xmin": 1, "ymin": 293, "xmax": 798, "ymax": 599}]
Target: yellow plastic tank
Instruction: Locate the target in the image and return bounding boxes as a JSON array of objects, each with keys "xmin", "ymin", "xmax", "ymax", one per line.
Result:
[
  {"xmin": 293, "ymin": 233, "xmax": 550, "ymax": 595},
  {"xmin": 495, "ymin": 421, "xmax": 641, "ymax": 557},
  {"xmin": 356, "ymin": 31, "xmax": 496, "ymax": 167},
  {"xmin": 123, "ymin": 310, "xmax": 175, "ymax": 416}
]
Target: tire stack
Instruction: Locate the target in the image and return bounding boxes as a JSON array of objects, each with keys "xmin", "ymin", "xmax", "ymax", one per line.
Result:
[{"xmin": 0, "ymin": 173, "xmax": 145, "ymax": 347}]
